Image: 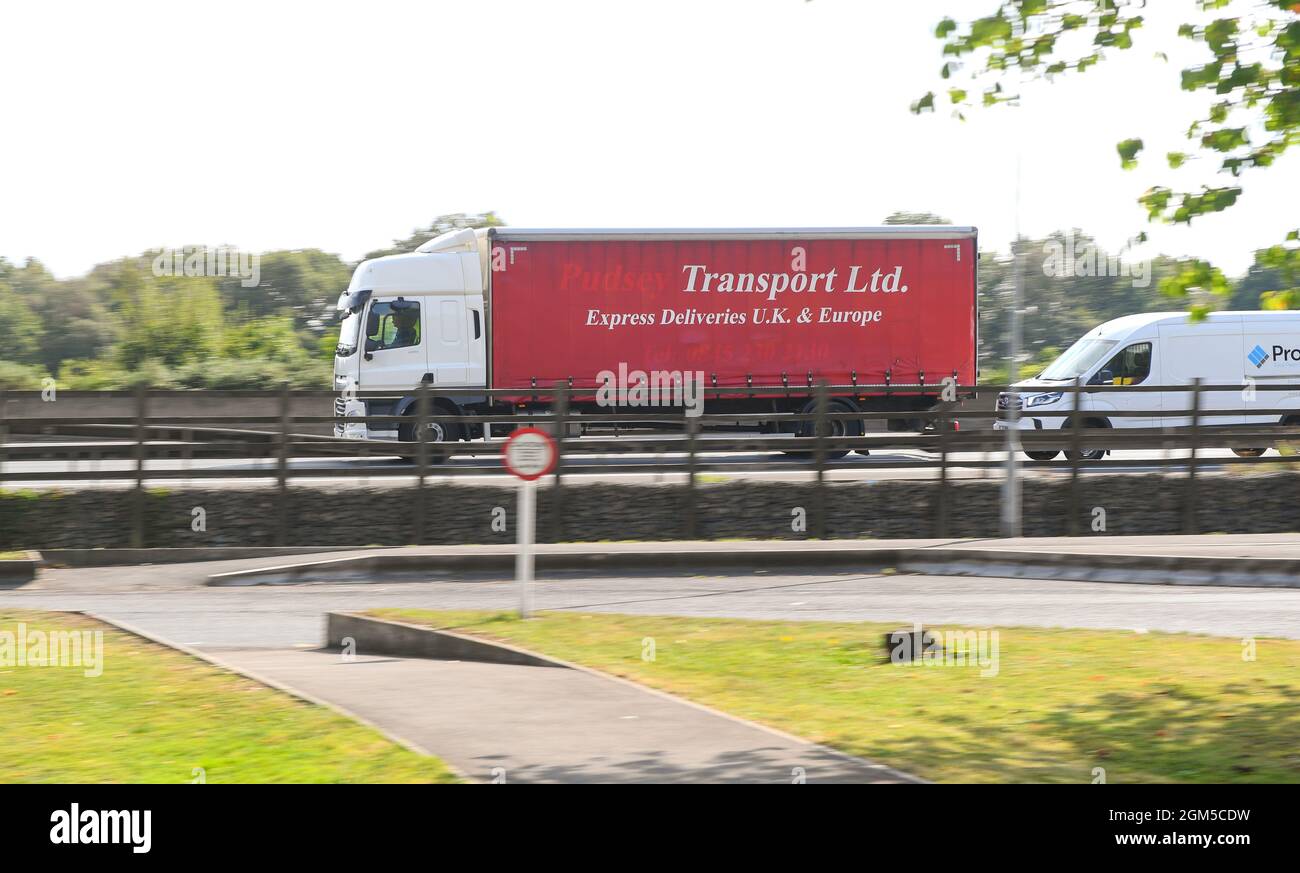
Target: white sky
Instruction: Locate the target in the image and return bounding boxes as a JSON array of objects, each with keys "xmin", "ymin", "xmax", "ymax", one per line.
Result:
[{"xmin": 2, "ymin": 0, "xmax": 1295, "ymax": 279}]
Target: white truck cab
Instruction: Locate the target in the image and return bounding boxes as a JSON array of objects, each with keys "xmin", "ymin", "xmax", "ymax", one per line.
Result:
[
  {"xmin": 996, "ymin": 311, "xmax": 1300, "ymax": 460},
  {"xmin": 333, "ymin": 229, "xmax": 489, "ymax": 439}
]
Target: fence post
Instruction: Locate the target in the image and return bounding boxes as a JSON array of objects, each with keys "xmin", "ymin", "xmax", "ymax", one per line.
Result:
[
  {"xmin": 413, "ymin": 383, "xmax": 430, "ymax": 545},
  {"xmin": 1185, "ymin": 377, "xmax": 1202, "ymax": 534},
  {"xmin": 276, "ymin": 382, "xmax": 291, "ymax": 546},
  {"xmin": 813, "ymin": 381, "xmax": 828, "ymax": 539},
  {"xmin": 1068, "ymin": 377, "xmax": 1082, "ymax": 536},
  {"xmin": 936, "ymin": 407, "xmax": 950, "ymax": 537},
  {"xmin": 684, "ymin": 414, "xmax": 699, "ymax": 539},
  {"xmin": 551, "ymin": 382, "xmax": 568, "ymax": 543},
  {"xmin": 131, "ymin": 384, "xmax": 147, "ymax": 549}
]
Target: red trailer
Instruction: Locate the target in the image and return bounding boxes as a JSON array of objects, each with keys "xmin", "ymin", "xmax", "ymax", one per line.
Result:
[{"xmin": 487, "ymin": 227, "xmax": 977, "ymax": 410}]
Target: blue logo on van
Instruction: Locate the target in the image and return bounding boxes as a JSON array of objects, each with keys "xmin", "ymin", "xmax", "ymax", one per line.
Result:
[{"xmin": 1248, "ymin": 344, "xmax": 1269, "ymax": 368}]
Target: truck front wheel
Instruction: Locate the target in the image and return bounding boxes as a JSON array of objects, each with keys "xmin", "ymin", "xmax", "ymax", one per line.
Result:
[
  {"xmin": 398, "ymin": 409, "xmax": 462, "ymax": 463},
  {"xmin": 1063, "ymin": 419, "xmax": 1109, "ymax": 462}
]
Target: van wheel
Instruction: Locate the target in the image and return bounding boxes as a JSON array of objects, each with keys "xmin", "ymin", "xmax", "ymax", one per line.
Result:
[
  {"xmin": 1024, "ymin": 450, "xmax": 1059, "ymax": 461},
  {"xmin": 783, "ymin": 399, "xmax": 862, "ymax": 460},
  {"xmin": 1231, "ymin": 447, "xmax": 1267, "ymax": 458},
  {"xmin": 398, "ymin": 410, "xmax": 461, "ymax": 463},
  {"xmin": 1064, "ymin": 420, "xmax": 1108, "ymax": 462}
]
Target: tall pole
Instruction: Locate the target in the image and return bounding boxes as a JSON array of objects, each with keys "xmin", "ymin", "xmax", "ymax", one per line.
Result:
[
  {"xmin": 516, "ymin": 478, "xmax": 536, "ymax": 618},
  {"xmin": 1001, "ymin": 157, "xmax": 1024, "ymax": 538}
]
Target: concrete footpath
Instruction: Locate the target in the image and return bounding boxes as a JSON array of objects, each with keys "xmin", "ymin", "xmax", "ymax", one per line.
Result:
[{"xmin": 208, "ymin": 646, "xmax": 916, "ymax": 784}]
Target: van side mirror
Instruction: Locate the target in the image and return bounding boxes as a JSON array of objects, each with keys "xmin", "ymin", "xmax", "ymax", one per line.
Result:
[{"xmin": 1095, "ymin": 369, "xmax": 1114, "ymax": 385}]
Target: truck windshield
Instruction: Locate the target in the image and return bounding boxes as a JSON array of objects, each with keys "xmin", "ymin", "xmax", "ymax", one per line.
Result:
[
  {"xmin": 336, "ymin": 311, "xmax": 362, "ymax": 357},
  {"xmin": 1039, "ymin": 338, "xmax": 1118, "ymax": 381}
]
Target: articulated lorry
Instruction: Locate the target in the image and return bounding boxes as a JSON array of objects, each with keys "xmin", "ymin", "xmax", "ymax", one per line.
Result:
[{"xmin": 333, "ymin": 226, "xmax": 978, "ymax": 452}]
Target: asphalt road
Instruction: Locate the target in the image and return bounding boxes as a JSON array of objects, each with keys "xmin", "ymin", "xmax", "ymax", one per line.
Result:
[
  {"xmin": 0, "ymin": 441, "xmax": 1257, "ymax": 488},
  {"xmin": 7, "ymin": 558, "xmax": 1300, "ymax": 647}
]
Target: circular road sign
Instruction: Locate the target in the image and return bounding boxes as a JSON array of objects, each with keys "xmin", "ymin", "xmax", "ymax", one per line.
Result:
[{"xmin": 502, "ymin": 427, "xmax": 558, "ymax": 481}]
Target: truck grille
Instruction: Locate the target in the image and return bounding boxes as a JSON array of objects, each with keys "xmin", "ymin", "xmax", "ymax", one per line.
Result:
[{"xmin": 333, "ymin": 397, "xmax": 346, "ymax": 437}]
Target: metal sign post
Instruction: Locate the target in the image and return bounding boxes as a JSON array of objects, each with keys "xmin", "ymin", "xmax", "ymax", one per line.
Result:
[
  {"xmin": 501, "ymin": 427, "xmax": 558, "ymax": 618},
  {"xmin": 516, "ymin": 478, "xmax": 536, "ymax": 617}
]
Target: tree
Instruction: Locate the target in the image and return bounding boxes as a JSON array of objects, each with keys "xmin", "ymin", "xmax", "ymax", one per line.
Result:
[
  {"xmin": 363, "ymin": 212, "xmax": 505, "ymax": 260},
  {"xmin": 0, "ymin": 259, "xmax": 46, "ymax": 366},
  {"xmin": 914, "ymin": 1, "xmax": 1299, "ymax": 307},
  {"xmin": 976, "ymin": 230, "xmax": 1183, "ymax": 379},
  {"xmin": 109, "ymin": 263, "xmax": 223, "ymax": 369},
  {"xmin": 883, "ymin": 211, "xmax": 952, "ymax": 225},
  {"xmin": 217, "ymin": 248, "xmax": 353, "ymax": 335}
]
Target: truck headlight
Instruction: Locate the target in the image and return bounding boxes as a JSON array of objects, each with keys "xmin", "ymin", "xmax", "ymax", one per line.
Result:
[{"xmin": 1025, "ymin": 392, "xmax": 1063, "ymax": 408}]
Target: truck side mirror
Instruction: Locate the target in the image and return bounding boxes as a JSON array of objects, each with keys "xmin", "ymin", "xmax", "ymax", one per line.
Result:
[
  {"xmin": 365, "ymin": 337, "xmax": 379, "ymax": 353},
  {"xmin": 365, "ymin": 311, "xmax": 380, "ymax": 337}
]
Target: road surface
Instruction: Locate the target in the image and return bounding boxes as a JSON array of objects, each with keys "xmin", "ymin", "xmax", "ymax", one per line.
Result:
[
  {"xmin": 0, "ymin": 439, "xmax": 1263, "ymax": 488},
  {"xmin": 6, "ymin": 558, "xmax": 1299, "ymax": 646}
]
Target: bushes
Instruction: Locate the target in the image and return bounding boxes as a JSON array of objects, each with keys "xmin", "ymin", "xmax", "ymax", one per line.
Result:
[
  {"xmin": 0, "ymin": 360, "xmax": 49, "ymax": 389},
  {"xmin": 51, "ymin": 356, "xmax": 330, "ymax": 390}
]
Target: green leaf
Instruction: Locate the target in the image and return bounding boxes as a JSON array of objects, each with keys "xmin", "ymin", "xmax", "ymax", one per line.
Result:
[{"xmin": 1117, "ymin": 138, "xmax": 1144, "ymax": 170}]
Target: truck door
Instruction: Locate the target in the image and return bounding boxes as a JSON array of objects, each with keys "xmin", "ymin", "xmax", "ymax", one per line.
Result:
[
  {"xmin": 1090, "ymin": 341, "xmax": 1156, "ymax": 429},
  {"xmin": 360, "ymin": 297, "xmax": 425, "ymax": 392},
  {"xmin": 426, "ymin": 296, "xmax": 469, "ymax": 386}
]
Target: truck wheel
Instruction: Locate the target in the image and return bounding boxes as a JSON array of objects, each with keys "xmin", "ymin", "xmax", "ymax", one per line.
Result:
[
  {"xmin": 1024, "ymin": 450, "xmax": 1060, "ymax": 461},
  {"xmin": 1231, "ymin": 447, "xmax": 1267, "ymax": 458},
  {"xmin": 1063, "ymin": 420, "xmax": 1108, "ymax": 462},
  {"xmin": 398, "ymin": 410, "xmax": 462, "ymax": 463},
  {"xmin": 784, "ymin": 399, "xmax": 862, "ymax": 460}
]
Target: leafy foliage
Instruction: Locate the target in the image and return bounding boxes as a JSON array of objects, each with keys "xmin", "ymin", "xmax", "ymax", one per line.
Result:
[
  {"xmin": 363, "ymin": 211, "xmax": 504, "ymax": 260},
  {"xmin": 915, "ymin": 1, "xmax": 1299, "ymax": 227},
  {"xmin": 0, "ymin": 213, "xmax": 505, "ymax": 389}
]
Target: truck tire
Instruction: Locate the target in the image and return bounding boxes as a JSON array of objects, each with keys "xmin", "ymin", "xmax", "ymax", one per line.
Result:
[
  {"xmin": 398, "ymin": 407, "xmax": 462, "ymax": 464},
  {"xmin": 784, "ymin": 398, "xmax": 862, "ymax": 460},
  {"xmin": 1024, "ymin": 450, "xmax": 1060, "ymax": 461},
  {"xmin": 1063, "ymin": 419, "xmax": 1108, "ymax": 462}
]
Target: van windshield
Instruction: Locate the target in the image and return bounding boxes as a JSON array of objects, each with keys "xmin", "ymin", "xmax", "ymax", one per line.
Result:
[{"xmin": 1039, "ymin": 338, "xmax": 1118, "ymax": 381}]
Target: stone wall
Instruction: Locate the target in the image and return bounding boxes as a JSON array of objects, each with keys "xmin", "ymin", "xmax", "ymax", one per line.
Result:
[{"xmin": 2, "ymin": 472, "xmax": 1298, "ymax": 549}]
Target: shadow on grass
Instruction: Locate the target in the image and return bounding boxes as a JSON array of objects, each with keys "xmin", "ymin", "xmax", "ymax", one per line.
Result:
[{"xmin": 858, "ymin": 681, "xmax": 1300, "ymax": 783}]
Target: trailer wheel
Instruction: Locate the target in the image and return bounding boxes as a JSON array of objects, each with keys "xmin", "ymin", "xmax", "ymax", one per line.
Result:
[{"xmin": 784, "ymin": 398, "xmax": 862, "ymax": 460}]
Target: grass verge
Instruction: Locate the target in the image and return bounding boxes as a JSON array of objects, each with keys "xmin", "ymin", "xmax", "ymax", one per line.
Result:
[
  {"xmin": 0, "ymin": 610, "xmax": 458, "ymax": 783},
  {"xmin": 371, "ymin": 608, "xmax": 1300, "ymax": 783}
]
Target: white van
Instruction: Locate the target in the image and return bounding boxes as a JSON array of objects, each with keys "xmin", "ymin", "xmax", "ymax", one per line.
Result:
[{"xmin": 995, "ymin": 311, "xmax": 1300, "ymax": 460}]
